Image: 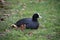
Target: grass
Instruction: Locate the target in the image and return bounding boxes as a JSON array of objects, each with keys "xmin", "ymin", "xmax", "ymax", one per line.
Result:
[{"xmin": 0, "ymin": 0, "xmax": 60, "ymax": 40}]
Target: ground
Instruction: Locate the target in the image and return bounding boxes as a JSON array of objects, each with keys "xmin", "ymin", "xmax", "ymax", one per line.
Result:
[{"xmin": 0, "ymin": 0, "xmax": 60, "ymax": 40}]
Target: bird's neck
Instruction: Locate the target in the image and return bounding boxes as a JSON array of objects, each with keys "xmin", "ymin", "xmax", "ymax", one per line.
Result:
[{"xmin": 32, "ymin": 18, "xmax": 37, "ymax": 21}]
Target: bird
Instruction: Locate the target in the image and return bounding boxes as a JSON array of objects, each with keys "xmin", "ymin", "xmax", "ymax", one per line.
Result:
[{"xmin": 11, "ymin": 13, "xmax": 42, "ymax": 31}]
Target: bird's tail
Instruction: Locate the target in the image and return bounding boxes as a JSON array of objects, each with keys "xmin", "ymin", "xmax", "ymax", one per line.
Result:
[{"xmin": 11, "ymin": 24, "xmax": 17, "ymax": 28}]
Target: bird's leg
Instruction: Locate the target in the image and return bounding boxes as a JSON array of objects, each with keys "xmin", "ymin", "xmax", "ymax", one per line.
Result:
[{"xmin": 20, "ymin": 24, "xmax": 26, "ymax": 31}]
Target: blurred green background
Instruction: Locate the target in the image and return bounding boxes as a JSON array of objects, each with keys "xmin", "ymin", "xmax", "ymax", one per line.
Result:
[{"xmin": 0, "ymin": 0, "xmax": 60, "ymax": 40}]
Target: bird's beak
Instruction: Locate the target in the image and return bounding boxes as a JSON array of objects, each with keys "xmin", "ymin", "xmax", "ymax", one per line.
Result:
[
  {"xmin": 39, "ymin": 15, "xmax": 42, "ymax": 18},
  {"xmin": 37, "ymin": 12, "xmax": 42, "ymax": 18}
]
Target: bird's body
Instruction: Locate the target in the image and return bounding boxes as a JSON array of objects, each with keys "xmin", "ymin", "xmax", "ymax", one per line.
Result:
[{"xmin": 15, "ymin": 18, "xmax": 39, "ymax": 29}]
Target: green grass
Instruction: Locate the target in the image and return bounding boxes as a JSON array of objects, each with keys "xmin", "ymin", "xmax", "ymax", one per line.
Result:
[{"xmin": 0, "ymin": 0, "xmax": 60, "ymax": 40}]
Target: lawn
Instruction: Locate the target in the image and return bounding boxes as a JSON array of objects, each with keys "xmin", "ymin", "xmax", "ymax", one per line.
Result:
[{"xmin": 0, "ymin": 0, "xmax": 60, "ymax": 40}]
